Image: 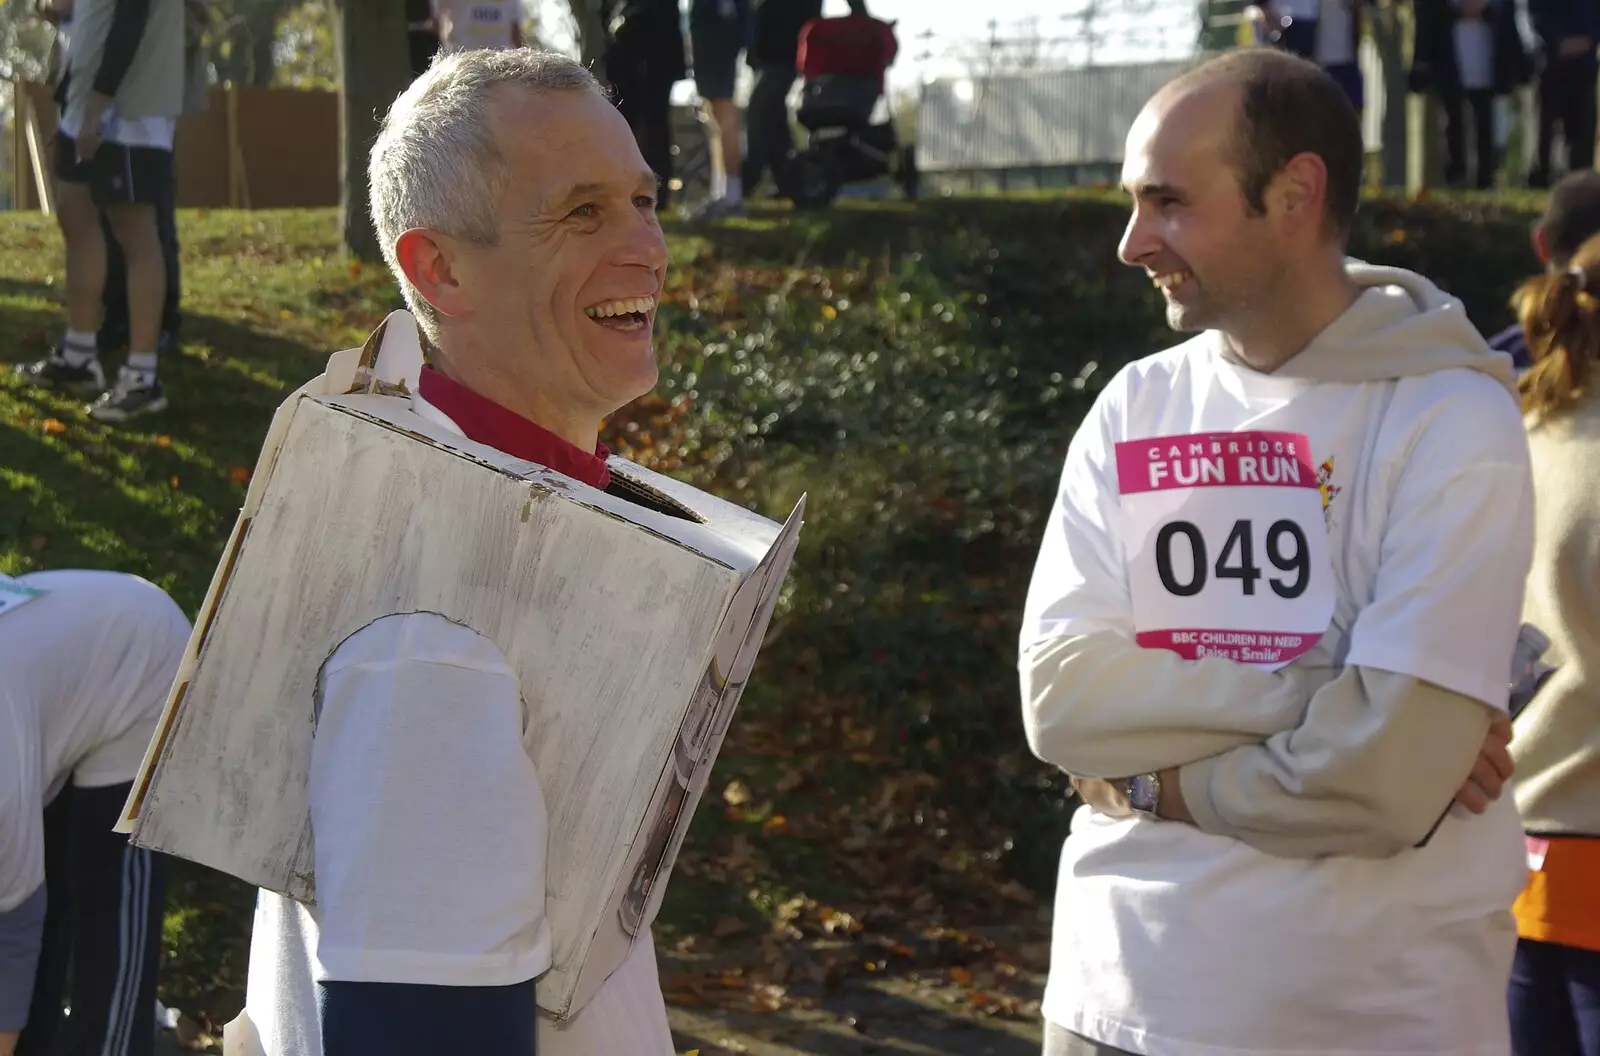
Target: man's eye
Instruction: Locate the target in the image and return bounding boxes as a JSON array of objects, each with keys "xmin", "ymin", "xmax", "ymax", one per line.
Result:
[
  {"xmin": 569, "ymin": 203, "xmax": 598, "ymax": 219},
  {"xmin": 634, "ymin": 194, "xmax": 658, "ymax": 211}
]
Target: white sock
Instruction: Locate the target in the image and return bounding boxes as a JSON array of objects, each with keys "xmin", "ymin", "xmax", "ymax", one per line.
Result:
[
  {"xmin": 61, "ymin": 330, "xmax": 98, "ymax": 366},
  {"xmin": 126, "ymin": 351, "xmax": 159, "ymax": 384},
  {"xmin": 711, "ymin": 167, "xmax": 728, "ymax": 200},
  {"xmin": 724, "ymin": 176, "xmax": 744, "ymax": 205}
]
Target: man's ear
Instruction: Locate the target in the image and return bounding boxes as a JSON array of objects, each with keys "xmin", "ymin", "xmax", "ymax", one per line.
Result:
[
  {"xmin": 395, "ymin": 228, "xmax": 470, "ymax": 321},
  {"xmin": 1271, "ymin": 152, "xmax": 1329, "ymax": 232},
  {"xmin": 1533, "ymin": 226, "xmax": 1552, "ymax": 266}
]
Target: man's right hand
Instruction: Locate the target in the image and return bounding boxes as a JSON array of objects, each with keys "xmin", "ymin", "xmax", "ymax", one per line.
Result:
[{"xmin": 1454, "ymin": 713, "xmax": 1514, "ymax": 814}]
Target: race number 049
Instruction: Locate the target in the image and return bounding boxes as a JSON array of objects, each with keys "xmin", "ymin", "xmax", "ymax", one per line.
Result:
[{"xmin": 1154, "ymin": 518, "xmax": 1309, "ymax": 600}]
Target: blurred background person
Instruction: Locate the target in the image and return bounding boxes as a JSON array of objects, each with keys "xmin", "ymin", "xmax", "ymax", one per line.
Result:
[
  {"xmin": 690, "ymin": 0, "xmax": 752, "ymax": 218},
  {"xmin": 1504, "ymin": 229, "xmax": 1600, "ymax": 1056},
  {"xmin": 602, "ymin": 0, "xmax": 688, "ymax": 210},
  {"xmin": 1526, "ymin": 0, "xmax": 1598, "ymax": 187},
  {"xmin": 742, "ymin": 0, "xmax": 822, "ymax": 199},
  {"xmin": 1410, "ymin": 0, "xmax": 1530, "ymax": 189}
]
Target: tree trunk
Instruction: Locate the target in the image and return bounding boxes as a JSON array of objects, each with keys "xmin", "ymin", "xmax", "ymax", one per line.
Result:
[
  {"xmin": 567, "ymin": 0, "xmax": 608, "ymax": 82},
  {"xmin": 249, "ymin": 25, "xmax": 277, "ymax": 86},
  {"xmin": 339, "ymin": 0, "xmax": 412, "ymax": 261}
]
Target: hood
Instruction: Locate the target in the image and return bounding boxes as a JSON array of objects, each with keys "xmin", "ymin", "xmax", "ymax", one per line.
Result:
[{"xmin": 1236, "ymin": 260, "xmax": 1519, "ymax": 399}]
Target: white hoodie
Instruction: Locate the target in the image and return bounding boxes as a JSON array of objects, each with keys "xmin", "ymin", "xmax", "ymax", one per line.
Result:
[{"xmin": 1020, "ymin": 263, "xmax": 1533, "ymax": 1055}]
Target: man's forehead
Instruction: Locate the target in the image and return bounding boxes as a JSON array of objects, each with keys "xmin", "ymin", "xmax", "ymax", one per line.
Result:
[
  {"xmin": 484, "ymin": 86, "xmax": 653, "ymax": 200},
  {"xmin": 1122, "ymin": 86, "xmax": 1235, "ymax": 190}
]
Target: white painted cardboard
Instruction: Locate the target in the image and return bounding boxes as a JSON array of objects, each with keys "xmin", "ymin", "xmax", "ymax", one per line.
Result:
[{"xmin": 117, "ymin": 312, "xmax": 805, "ymax": 1019}]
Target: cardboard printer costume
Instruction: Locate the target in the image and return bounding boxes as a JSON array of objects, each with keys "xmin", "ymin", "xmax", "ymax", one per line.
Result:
[{"xmin": 117, "ymin": 310, "xmax": 804, "ymax": 1020}]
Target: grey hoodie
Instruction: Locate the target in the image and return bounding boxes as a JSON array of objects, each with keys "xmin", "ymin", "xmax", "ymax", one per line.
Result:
[{"xmin": 1021, "ymin": 262, "xmax": 1529, "ymax": 859}]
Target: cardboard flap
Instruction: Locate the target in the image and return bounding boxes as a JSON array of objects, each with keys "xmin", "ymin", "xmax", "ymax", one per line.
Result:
[{"xmin": 572, "ymin": 497, "xmax": 805, "ymax": 1016}]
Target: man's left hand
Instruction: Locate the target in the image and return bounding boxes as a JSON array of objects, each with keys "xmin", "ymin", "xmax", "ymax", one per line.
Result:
[{"xmin": 1070, "ymin": 776, "xmax": 1134, "ymax": 819}]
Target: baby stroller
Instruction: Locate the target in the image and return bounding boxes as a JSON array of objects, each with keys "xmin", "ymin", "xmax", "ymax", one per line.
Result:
[{"xmin": 776, "ymin": 11, "xmax": 918, "ymax": 209}]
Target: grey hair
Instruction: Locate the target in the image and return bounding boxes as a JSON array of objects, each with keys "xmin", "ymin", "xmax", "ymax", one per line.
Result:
[{"xmin": 368, "ymin": 49, "xmax": 606, "ymax": 339}]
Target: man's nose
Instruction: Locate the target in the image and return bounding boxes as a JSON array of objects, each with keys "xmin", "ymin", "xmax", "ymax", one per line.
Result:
[
  {"xmin": 615, "ymin": 209, "xmax": 669, "ymax": 273},
  {"xmin": 1118, "ymin": 208, "xmax": 1156, "ymax": 268}
]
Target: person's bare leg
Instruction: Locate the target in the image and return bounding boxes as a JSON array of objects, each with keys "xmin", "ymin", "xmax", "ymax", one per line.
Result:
[
  {"xmin": 103, "ymin": 202, "xmax": 164, "ymax": 369},
  {"xmin": 711, "ymin": 98, "xmax": 743, "ymax": 204},
  {"xmin": 54, "ymin": 179, "xmax": 106, "ymax": 338}
]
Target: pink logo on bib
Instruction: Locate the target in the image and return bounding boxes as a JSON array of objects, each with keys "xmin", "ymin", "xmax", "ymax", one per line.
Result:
[{"xmin": 1115, "ymin": 430, "xmax": 1335, "ymax": 667}]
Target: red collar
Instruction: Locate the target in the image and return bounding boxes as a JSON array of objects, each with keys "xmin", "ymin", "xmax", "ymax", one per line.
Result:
[{"xmin": 417, "ymin": 366, "xmax": 612, "ymax": 490}]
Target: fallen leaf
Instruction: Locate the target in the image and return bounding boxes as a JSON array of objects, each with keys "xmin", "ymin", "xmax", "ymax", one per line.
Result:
[
  {"xmin": 750, "ymin": 983, "xmax": 787, "ymax": 1012},
  {"xmin": 155, "ymin": 434, "xmax": 173, "ymax": 448},
  {"xmin": 949, "ymin": 966, "xmax": 973, "ymax": 985},
  {"xmin": 41, "ymin": 418, "xmax": 66, "ymax": 435},
  {"xmin": 997, "ymin": 880, "xmax": 1036, "ymax": 906},
  {"xmin": 713, "ymin": 916, "xmax": 749, "ymax": 938},
  {"xmin": 230, "ymin": 466, "xmax": 251, "ymax": 484},
  {"xmin": 722, "ymin": 780, "xmax": 751, "ymax": 807},
  {"xmin": 762, "ymin": 814, "xmax": 787, "ymax": 835},
  {"xmin": 170, "ymin": 476, "xmax": 182, "ymax": 488},
  {"xmin": 775, "ymin": 768, "xmax": 806, "ymax": 793}
]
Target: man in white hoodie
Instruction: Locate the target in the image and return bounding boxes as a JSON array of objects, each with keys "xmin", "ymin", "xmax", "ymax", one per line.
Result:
[{"xmin": 1021, "ymin": 47, "xmax": 1533, "ymax": 1056}]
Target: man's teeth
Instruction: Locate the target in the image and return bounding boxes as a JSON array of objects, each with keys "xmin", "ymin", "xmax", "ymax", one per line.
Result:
[
  {"xmin": 1153, "ymin": 271, "xmax": 1192, "ymax": 290},
  {"xmin": 585, "ymin": 297, "xmax": 656, "ymax": 319}
]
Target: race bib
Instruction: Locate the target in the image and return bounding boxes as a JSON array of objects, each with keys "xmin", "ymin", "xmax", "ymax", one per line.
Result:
[
  {"xmin": 0, "ymin": 574, "xmax": 46, "ymax": 619},
  {"xmin": 1116, "ymin": 430, "xmax": 1336, "ymax": 669}
]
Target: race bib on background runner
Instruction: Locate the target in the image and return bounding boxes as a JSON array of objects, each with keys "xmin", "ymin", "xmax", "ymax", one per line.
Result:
[
  {"xmin": 0, "ymin": 574, "xmax": 45, "ymax": 619},
  {"xmin": 1116, "ymin": 430, "xmax": 1335, "ymax": 669}
]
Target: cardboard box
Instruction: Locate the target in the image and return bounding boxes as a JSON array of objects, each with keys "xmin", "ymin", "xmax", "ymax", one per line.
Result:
[{"xmin": 118, "ymin": 313, "xmax": 804, "ymax": 1018}]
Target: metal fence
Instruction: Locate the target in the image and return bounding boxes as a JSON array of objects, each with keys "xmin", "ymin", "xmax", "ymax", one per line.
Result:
[
  {"xmin": 915, "ymin": 51, "xmax": 1391, "ymax": 186},
  {"xmin": 915, "ymin": 60, "xmax": 1197, "ymax": 174}
]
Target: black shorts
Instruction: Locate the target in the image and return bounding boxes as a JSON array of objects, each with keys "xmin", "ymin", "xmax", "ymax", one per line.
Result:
[
  {"xmin": 690, "ymin": 0, "xmax": 751, "ymax": 100},
  {"xmin": 53, "ymin": 132, "xmax": 173, "ymax": 207}
]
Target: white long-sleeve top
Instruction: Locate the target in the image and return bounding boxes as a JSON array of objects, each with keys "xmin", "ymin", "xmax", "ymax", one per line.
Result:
[{"xmin": 227, "ymin": 394, "xmax": 677, "ymax": 1056}]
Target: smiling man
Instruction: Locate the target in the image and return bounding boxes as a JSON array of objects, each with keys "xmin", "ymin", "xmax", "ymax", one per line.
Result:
[
  {"xmin": 1020, "ymin": 48, "xmax": 1535, "ymax": 1055},
  {"xmin": 223, "ymin": 50, "xmax": 677, "ymax": 1056}
]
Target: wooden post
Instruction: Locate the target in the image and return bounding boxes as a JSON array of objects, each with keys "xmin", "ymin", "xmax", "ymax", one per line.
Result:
[
  {"xmin": 338, "ymin": 0, "xmax": 413, "ymax": 262},
  {"xmin": 224, "ymin": 85, "xmax": 252, "ymax": 209},
  {"xmin": 1407, "ymin": 90, "xmax": 1442, "ymax": 195},
  {"xmin": 23, "ymin": 94, "xmax": 55, "ymax": 217}
]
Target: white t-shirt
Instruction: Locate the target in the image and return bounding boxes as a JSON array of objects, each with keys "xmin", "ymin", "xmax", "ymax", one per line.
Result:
[
  {"xmin": 1314, "ymin": 0, "xmax": 1356, "ymax": 65},
  {"xmin": 1454, "ymin": 1, "xmax": 1496, "ymax": 91},
  {"xmin": 54, "ymin": 13, "xmax": 178, "ymax": 150},
  {"xmin": 237, "ymin": 611, "xmax": 675, "ymax": 1056},
  {"xmin": 0, "ymin": 569, "xmax": 190, "ymax": 913},
  {"xmin": 432, "ymin": 0, "xmax": 523, "ymax": 52},
  {"xmin": 1027, "ymin": 335, "xmax": 1532, "ymax": 1055},
  {"xmin": 58, "ymin": 105, "xmax": 177, "ymax": 151}
]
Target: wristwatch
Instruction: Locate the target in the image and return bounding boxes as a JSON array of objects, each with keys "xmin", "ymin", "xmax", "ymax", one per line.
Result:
[{"xmin": 1124, "ymin": 772, "xmax": 1162, "ymax": 817}]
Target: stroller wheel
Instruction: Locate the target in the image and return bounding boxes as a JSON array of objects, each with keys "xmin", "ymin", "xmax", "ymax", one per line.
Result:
[{"xmin": 780, "ymin": 151, "xmax": 842, "ymax": 210}]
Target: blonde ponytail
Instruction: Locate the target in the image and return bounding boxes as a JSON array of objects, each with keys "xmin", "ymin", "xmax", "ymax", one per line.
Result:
[{"xmin": 1516, "ymin": 233, "xmax": 1600, "ymax": 418}]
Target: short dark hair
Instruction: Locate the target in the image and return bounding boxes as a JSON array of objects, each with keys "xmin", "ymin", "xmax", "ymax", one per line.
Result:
[
  {"xmin": 1538, "ymin": 171, "xmax": 1600, "ymax": 265},
  {"xmin": 1164, "ymin": 48, "xmax": 1365, "ymax": 236}
]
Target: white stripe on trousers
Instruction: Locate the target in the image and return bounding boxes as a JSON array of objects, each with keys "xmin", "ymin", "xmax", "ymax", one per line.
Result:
[{"xmin": 101, "ymin": 844, "xmax": 149, "ymax": 1056}]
